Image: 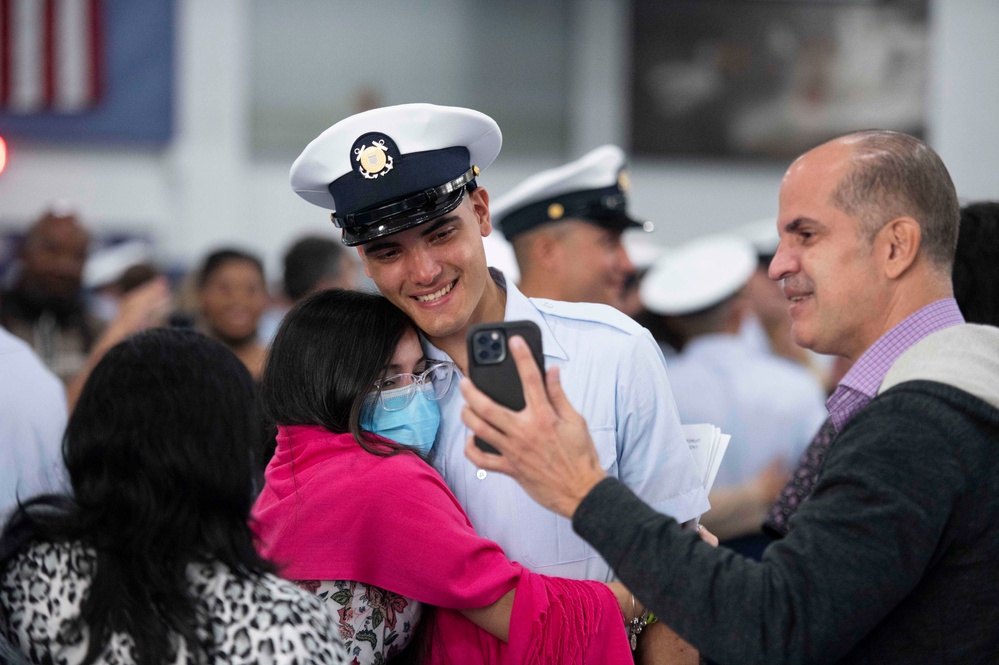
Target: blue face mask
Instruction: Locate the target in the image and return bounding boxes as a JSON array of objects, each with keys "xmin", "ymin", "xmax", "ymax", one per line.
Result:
[{"xmin": 361, "ymin": 386, "xmax": 441, "ymax": 456}]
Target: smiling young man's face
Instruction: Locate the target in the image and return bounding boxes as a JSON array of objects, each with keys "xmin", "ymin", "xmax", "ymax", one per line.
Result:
[{"xmin": 357, "ymin": 187, "xmax": 503, "ymax": 353}]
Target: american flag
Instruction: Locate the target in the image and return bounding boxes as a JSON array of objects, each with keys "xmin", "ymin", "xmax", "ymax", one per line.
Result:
[{"xmin": 0, "ymin": 0, "xmax": 103, "ymax": 114}]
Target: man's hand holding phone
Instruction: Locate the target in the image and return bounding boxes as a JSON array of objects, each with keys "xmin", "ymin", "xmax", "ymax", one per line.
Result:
[{"xmin": 462, "ymin": 334, "xmax": 607, "ymax": 519}]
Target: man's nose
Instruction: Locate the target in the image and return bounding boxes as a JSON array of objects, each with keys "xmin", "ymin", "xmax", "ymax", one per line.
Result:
[
  {"xmin": 408, "ymin": 247, "xmax": 442, "ymax": 284},
  {"xmin": 767, "ymin": 242, "xmax": 795, "ymax": 281}
]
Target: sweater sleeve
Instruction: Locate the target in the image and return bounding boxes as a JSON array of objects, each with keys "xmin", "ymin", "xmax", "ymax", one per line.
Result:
[
  {"xmin": 573, "ymin": 388, "xmax": 966, "ymax": 664},
  {"xmin": 507, "ymin": 572, "xmax": 632, "ymax": 664}
]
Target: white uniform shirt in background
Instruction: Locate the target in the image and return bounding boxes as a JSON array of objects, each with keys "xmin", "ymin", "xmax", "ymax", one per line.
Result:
[
  {"xmin": 666, "ymin": 334, "xmax": 827, "ymax": 489},
  {"xmin": 0, "ymin": 326, "xmax": 68, "ymax": 519}
]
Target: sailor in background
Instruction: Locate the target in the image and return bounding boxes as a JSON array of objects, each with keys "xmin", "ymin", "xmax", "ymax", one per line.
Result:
[
  {"xmin": 640, "ymin": 234, "xmax": 826, "ymax": 558},
  {"xmin": 490, "ymin": 145, "xmax": 651, "ymax": 312}
]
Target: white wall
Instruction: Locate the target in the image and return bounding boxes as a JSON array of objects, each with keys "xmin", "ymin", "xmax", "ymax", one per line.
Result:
[
  {"xmin": 927, "ymin": 0, "xmax": 999, "ymax": 201},
  {"xmin": 0, "ymin": 0, "xmax": 253, "ymax": 266},
  {"xmin": 0, "ymin": 0, "xmax": 996, "ymax": 278}
]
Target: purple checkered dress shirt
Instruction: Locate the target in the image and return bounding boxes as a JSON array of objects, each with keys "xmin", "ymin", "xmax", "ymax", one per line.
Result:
[
  {"xmin": 826, "ymin": 298, "xmax": 966, "ymax": 431},
  {"xmin": 765, "ymin": 298, "xmax": 965, "ymax": 537}
]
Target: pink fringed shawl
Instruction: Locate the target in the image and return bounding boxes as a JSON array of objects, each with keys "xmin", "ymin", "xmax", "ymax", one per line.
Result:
[{"xmin": 252, "ymin": 425, "xmax": 631, "ymax": 663}]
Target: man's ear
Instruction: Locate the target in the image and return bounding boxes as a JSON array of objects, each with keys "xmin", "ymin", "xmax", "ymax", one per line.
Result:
[
  {"xmin": 356, "ymin": 247, "xmax": 373, "ymax": 278},
  {"xmin": 881, "ymin": 216, "xmax": 921, "ymax": 279},
  {"xmin": 469, "ymin": 187, "xmax": 492, "ymax": 237}
]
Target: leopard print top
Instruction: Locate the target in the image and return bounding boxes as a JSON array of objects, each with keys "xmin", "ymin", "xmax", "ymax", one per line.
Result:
[{"xmin": 0, "ymin": 541, "xmax": 349, "ymax": 664}]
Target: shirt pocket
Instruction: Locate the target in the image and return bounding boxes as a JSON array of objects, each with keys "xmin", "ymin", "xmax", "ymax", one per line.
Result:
[{"xmin": 515, "ymin": 426, "xmax": 618, "ymax": 569}]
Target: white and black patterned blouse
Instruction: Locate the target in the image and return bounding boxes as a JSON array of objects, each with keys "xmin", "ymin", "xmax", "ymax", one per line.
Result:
[{"xmin": 0, "ymin": 541, "xmax": 349, "ymax": 665}]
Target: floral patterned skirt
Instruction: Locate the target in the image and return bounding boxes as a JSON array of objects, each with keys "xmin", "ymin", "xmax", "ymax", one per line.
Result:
[{"xmin": 297, "ymin": 579, "xmax": 422, "ymax": 664}]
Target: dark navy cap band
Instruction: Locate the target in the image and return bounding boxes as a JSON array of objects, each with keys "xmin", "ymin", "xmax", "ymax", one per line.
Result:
[
  {"xmin": 500, "ymin": 185, "xmax": 643, "ymax": 240},
  {"xmin": 333, "ymin": 166, "xmax": 479, "ymax": 246},
  {"xmin": 329, "ymin": 145, "xmax": 471, "ymax": 219}
]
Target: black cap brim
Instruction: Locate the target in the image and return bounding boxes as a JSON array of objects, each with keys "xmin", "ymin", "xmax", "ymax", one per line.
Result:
[
  {"xmin": 592, "ymin": 213, "xmax": 646, "ymax": 234},
  {"xmin": 339, "ymin": 187, "xmax": 467, "ymax": 247}
]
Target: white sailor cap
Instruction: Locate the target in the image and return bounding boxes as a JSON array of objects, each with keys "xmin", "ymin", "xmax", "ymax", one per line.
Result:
[
  {"xmin": 289, "ymin": 103, "xmax": 502, "ymax": 246},
  {"xmin": 640, "ymin": 234, "xmax": 756, "ymax": 316},
  {"xmin": 731, "ymin": 217, "xmax": 779, "ymax": 263},
  {"xmin": 490, "ymin": 145, "xmax": 649, "ymax": 240},
  {"xmin": 83, "ymin": 240, "xmax": 153, "ymax": 289}
]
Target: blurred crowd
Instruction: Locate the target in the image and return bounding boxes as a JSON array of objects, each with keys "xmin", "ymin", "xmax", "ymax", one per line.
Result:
[
  {"xmin": 1, "ymin": 106, "xmax": 997, "ymax": 665},
  {"xmin": 6, "ymin": 195, "xmax": 994, "ymax": 533}
]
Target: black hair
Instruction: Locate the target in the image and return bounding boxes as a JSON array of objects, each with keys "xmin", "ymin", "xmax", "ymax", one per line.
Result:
[
  {"xmin": 0, "ymin": 328, "xmax": 273, "ymax": 665},
  {"xmin": 260, "ymin": 289, "xmax": 444, "ymax": 660},
  {"xmin": 953, "ymin": 201, "xmax": 999, "ymax": 326},
  {"xmin": 260, "ymin": 288, "xmax": 414, "ymax": 456},
  {"xmin": 197, "ymin": 247, "xmax": 265, "ymax": 288},
  {"xmin": 282, "ymin": 235, "xmax": 350, "ymax": 301}
]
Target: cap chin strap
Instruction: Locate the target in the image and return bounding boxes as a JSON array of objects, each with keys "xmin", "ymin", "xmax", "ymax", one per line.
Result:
[{"xmin": 332, "ymin": 166, "xmax": 479, "ymax": 230}]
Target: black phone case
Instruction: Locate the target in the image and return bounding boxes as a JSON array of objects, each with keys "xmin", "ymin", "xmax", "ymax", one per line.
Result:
[{"xmin": 467, "ymin": 320, "xmax": 545, "ymax": 455}]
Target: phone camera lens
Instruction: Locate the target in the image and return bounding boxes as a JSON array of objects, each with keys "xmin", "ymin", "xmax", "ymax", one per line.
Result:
[{"xmin": 478, "ymin": 350, "xmax": 490, "ymax": 361}]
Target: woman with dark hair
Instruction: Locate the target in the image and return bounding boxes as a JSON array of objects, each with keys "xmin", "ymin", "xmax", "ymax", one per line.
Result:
[
  {"xmin": 0, "ymin": 328, "xmax": 348, "ymax": 664},
  {"xmin": 253, "ymin": 289, "xmax": 645, "ymax": 664},
  {"xmin": 953, "ymin": 201, "xmax": 999, "ymax": 327},
  {"xmin": 197, "ymin": 248, "xmax": 270, "ymax": 380}
]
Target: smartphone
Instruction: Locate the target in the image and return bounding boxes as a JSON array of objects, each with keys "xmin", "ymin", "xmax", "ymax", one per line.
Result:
[{"xmin": 466, "ymin": 320, "xmax": 545, "ymax": 455}]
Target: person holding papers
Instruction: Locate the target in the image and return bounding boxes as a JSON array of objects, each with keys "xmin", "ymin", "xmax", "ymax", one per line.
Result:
[
  {"xmin": 640, "ymin": 235, "xmax": 826, "ymax": 557},
  {"xmin": 462, "ymin": 131, "xmax": 999, "ymax": 664}
]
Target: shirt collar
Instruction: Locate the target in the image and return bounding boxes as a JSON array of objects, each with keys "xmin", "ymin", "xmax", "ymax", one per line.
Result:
[
  {"xmin": 420, "ymin": 267, "xmax": 569, "ymax": 363},
  {"xmin": 497, "ymin": 269, "xmax": 569, "ymax": 361},
  {"xmin": 827, "ymin": 298, "xmax": 964, "ymax": 429}
]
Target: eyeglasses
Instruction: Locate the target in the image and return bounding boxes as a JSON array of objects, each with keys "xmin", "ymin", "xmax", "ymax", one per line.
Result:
[{"xmin": 370, "ymin": 361, "xmax": 456, "ymax": 412}]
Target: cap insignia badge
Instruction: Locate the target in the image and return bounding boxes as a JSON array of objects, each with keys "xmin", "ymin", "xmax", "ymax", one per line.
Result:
[
  {"xmin": 355, "ymin": 139, "xmax": 394, "ymax": 179},
  {"xmin": 547, "ymin": 203, "xmax": 565, "ymax": 220},
  {"xmin": 618, "ymin": 170, "xmax": 630, "ymax": 193}
]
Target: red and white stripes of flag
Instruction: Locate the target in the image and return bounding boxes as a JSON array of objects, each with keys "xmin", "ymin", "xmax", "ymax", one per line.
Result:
[{"xmin": 0, "ymin": 0, "xmax": 103, "ymax": 114}]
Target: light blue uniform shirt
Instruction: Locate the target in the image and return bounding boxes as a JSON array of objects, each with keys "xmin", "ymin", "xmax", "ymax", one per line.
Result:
[
  {"xmin": 423, "ymin": 271, "xmax": 709, "ymax": 581},
  {"xmin": 666, "ymin": 334, "xmax": 827, "ymax": 488},
  {"xmin": 1, "ymin": 327, "xmax": 68, "ymax": 521}
]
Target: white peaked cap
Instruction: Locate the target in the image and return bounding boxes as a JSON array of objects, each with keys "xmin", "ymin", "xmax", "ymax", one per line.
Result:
[
  {"xmin": 83, "ymin": 240, "xmax": 153, "ymax": 289},
  {"xmin": 640, "ymin": 234, "xmax": 757, "ymax": 316},
  {"xmin": 490, "ymin": 144, "xmax": 646, "ymax": 239},
  {"xmin": 730, "ymin": 216, "xmax": 779, "ymax": 259},
  {"xmin": 290, "ymin": 103, "xmax": 502, "ymax": 213}
]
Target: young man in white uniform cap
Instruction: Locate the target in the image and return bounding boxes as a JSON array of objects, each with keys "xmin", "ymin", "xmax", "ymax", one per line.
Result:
[
  {"xmin": 290, "ymin": 104, "xmax": 708, "ymax": 581},
  {"xmin": 491, "ymin": 145, "xmax": 649, "ymax": 311}
]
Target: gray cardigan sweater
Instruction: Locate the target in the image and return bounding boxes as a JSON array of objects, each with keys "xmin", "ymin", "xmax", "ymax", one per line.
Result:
[{"xmin": 574, "ymin": 324, "xmax": 999, "ymax": 664}]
